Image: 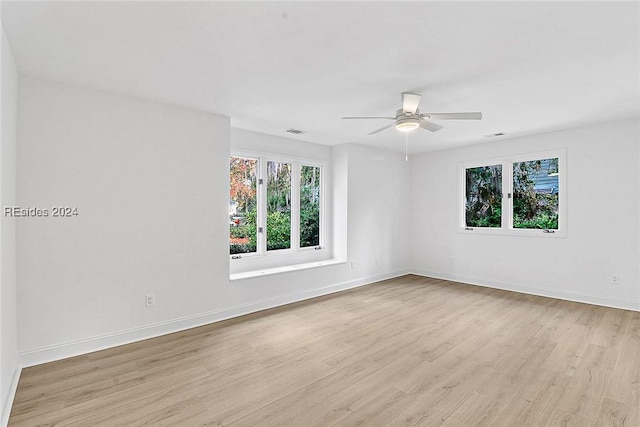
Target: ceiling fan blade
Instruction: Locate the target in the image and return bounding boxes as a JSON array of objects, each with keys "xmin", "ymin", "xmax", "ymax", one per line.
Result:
[
  {"xmin": 368, "ymin": 124, "xmax": 395, "ymax": 135},
  {"xmin": 342, "ymin": 116, "xmax": 395, "ymax": 120},
  {"xmin": 422, "ymin": 112, "xmax": 483, "ymax": 120},
  {"xmin": 402, "ymin": 92, "xmax": 422, "ymax": 114},
  {"xmin": 419, "ymin": 119, "xmax": 444, "ymax": 132}
]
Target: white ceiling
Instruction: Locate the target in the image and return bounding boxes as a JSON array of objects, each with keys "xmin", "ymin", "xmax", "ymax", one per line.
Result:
[{"xmin": 2, "ymin": 1, "xmax": 639, "ymax": 154}]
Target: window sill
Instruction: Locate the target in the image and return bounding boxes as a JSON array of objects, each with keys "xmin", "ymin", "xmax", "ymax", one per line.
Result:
[
  {"xmin": 458, "ymin": 227, "xmax": 566, "ymax": 238},
  {"xmin": 230, "ymin": 258, "xmax": 345, "ymax": 281}
]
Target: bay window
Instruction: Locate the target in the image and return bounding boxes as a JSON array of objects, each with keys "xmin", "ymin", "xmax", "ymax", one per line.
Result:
[{"xmin": 230, "ymin": 153, "xmax": 327, "ymax": 273}]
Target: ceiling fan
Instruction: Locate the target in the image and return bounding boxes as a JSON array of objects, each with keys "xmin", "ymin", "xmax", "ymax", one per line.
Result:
[{"xmin": 343, "ymin": 92, "xmax": 482, "ymax": 135}]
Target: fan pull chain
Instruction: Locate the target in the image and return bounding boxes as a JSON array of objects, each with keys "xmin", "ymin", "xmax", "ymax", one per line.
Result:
[{"xmin": 405, "ymin": 133, "xmax": 409, "ymax": 162}]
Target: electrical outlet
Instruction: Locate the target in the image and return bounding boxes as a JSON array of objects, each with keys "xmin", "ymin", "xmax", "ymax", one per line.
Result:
[
  {"xmin": 610, "ymin": 275, "xmax": 620, "ymax": 286},
  {"xmin": 145, "ymin": 293, "xmax": 156, "ymax": 307},
  {"xmin": 350, "ymin": 260, "xmax": 355, "ymax": 270}
]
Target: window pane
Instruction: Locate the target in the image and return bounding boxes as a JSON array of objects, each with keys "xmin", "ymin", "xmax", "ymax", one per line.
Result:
[
  {"xmin": 300, "ymin": 165, "xmax": 321, "ymax": 247},
  {"xmin": 267, "ymin": 161, "xmax": 291, "ymax": 250},
  {"xmin": 229, "ymin": 157, "xmax": 258, "ymax": 254},
  {"xmin": 513, "ymin": 158, "xmax": 559, "ymax": 229},
  {"xmin": 465, "ymin": 165, "xmax": 502, "ymax": 227}
]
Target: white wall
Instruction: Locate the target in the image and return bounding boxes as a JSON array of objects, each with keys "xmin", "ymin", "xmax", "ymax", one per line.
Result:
[
  {"xmin": 411, "ymin": 119, "xmax": 640, "ymax": 310},
  {"xmin": 1, "ymin": 24, "xmax": 19, "ymax": 427},
  {"xmin": 17, "ymin": 77, "xmax": 230, "ymax": 363},
  {"xmin": 345, "ymin": 143, "xmax": 411, "ymax": 275},
  {"xmin": 16, "ymin": 78, "xmax": 411, "ymax": 365}
]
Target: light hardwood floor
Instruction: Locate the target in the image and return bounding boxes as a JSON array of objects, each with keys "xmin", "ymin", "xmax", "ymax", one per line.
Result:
[{"xmin": 9, "ymin": 275, "xmax": 640, "ymax": 426}]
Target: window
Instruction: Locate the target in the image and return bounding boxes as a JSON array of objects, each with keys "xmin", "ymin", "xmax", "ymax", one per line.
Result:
[
  {"xmin": 459, "ymin": 150, "xmax": 566, "ymax": 236},
  {"xmin": 300, "ymin": 165, "xmax": 321, "ymax": 248},
  {"xmin": 465, "ymin": 164, "xmax": 503, "ymax": 228},
  {"xmin": 266, "ymin": 161, "xmax": 292, "ymax": 251},
  {"xmin": 512, "ymin": 157, "xmax": 559, "ymax": 230},
  {"xmin": 230, "ymin": 153, "xmax": 327, "ymax": 272},
  {"xmin": 229, "ymin": 156, "xmax": 258, "ymax": 255}
]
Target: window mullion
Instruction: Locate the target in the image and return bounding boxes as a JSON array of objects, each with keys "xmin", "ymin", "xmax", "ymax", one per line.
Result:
[
  {"xmin": 504, "ymin": 160, "xmax": 513, "ymax": 230},
  {"xmin": 258, "ymin": 157, "xmax": 267, "ymax": 255},
  {"xmin": 319, "ymin": 166, "xmax": 325, "ymax": 248},
  {"xmin": 291, "ymin": 163, "xmax": 301, "ymax": 251}
]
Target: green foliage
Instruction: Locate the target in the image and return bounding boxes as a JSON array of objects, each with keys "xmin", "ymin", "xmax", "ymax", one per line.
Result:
[
  {"xmin": 245, "ymin": 208, "xmax": 258, "ymax": 247},
  {"xmin": 267, "ymin": 211, "xmax": 291, "ymax": 250},
  {"xmin": 229, "ymin": 209, "xmax": 257, "ymax": 255},
  {"xmin": 229, "ymin": 163, "xmax": 321, "ymax": 253},
  {"xmin": 465, "ymin": 159, "xmax": 559, "ymax": 230},
  {"xmin": 300, "ymin": 165, "xmax": 320, "ymax": 247},
  {"xmin": 465, "ymin": 165, "xmax": 502, "ymax": 227},
  {"xmin": 229, "ymin": 156, "xmax": 258, "ymax": 254},
  {"xmin": 300, "ymin": 202, "xmax": 319, "ymax": 247},
  {"xmin": 513, "ymin": 211, "xmax": 558, "ymax": 229},
  {"xmin": 513, "ymin": 159, "xmax": 559, "ymax": 229},
  {"xmin": 471, "ymin": 206, "xmax": 502, "ymax": 228},
  {"xmin": 230, "ymin": 242, "xmax": 256, "ymax": 254},
  {"xmin": 265, "ymin": 161, "xmax": 292, "ymax": 250},
  {"xmin": 267, "ymin": 161, "xmax": 291, "ymax": 213},
  {"xmin": 229, "ymin": 157, "xmax": 257, "ymax": 214},
  {"xmin": 229, "ymin": 225, "xmax": 250, "ymax": 239}
]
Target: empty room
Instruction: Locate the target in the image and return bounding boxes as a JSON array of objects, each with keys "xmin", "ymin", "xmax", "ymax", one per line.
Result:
[{"xmin": 1, "ymin": 1, "xmax": 639, "ymax": 426}]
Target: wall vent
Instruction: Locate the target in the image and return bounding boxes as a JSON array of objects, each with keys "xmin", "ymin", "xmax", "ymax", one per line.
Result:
[{"xmin": 285, "ymin": 128, "xmax": 305, "ymax": 135}]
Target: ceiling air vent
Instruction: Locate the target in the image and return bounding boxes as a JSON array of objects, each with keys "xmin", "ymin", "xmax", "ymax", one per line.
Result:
[
  {"xmin": 485, "ymin": 132, "xmax": 505, "ymax": 137},
  {"xmin": 285, "ymin": 128, "xmax": 305, "ymax": 135}
]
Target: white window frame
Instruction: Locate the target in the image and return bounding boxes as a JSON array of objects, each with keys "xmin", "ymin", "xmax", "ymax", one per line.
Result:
[
  {"xmin": 458, "ymin": 149, "xmax": 566, "ymax": 237},
  {"xmin": 230, "ymin": 150, "xmax": 330, "ymax": 274}
]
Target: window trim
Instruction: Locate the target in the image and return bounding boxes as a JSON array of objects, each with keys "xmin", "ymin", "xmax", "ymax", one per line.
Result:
[
  {"xmin": 458, "ymin": 149, "xmax": 566, "ymax": 237},
  {"xmin": 230, "ymin": 150, "xmax": 330, "ymax": 274}
]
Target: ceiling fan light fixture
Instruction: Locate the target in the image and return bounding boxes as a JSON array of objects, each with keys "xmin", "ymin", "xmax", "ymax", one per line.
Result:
[
  {"xmin": 395, "ymin": 118, "xmax": 420, "ymax": 132},
  {"xmin": 342, "ymin": 92, "xmax": 482, "ymax": 135}
]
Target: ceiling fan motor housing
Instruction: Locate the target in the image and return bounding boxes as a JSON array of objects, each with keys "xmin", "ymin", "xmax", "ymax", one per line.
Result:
[
  {"xmin": 395, "ymin": 108, "xmax": 421, "ymax": 132},
  {"xmin": 395, "ymin": 117, "xmax": 421, "ymax": 132}
]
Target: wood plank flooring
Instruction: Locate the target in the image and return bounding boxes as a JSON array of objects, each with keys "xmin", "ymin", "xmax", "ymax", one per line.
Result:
[{"xmin": 9, "ymin": 275, "xmax": 640, "ymax": 426}]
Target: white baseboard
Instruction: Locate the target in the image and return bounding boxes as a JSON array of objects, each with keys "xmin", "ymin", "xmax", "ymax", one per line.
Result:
[
  {"xmin": 20, "ymin": 269, "xmax": 410, "ymax": 367},
  {"xmin": 411, "ymin": 269, "xmax": 640, "ymax": 312},
  {"xmin": 1, "ymin": 365, "xmax": 21, "ymax": 427}
]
